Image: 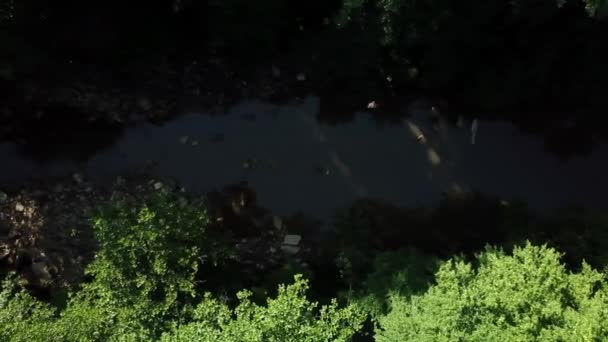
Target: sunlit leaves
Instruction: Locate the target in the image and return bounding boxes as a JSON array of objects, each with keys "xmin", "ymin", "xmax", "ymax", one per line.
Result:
[
  {"xmin": 376, "ymin": 243, "xmax": 608, "ymax": 341},
  {"xmin": 85, "ymin": 190, "xmax": 220, "ymax": 335},
  {"xmin": 161, "ymin": 275, "xmax": 365, "ymax": 342}
]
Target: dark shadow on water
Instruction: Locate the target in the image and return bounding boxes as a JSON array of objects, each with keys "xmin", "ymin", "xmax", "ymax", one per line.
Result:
[{"xmin": 2, "ymin": 104, "xmax": 125, "ymax": 162}]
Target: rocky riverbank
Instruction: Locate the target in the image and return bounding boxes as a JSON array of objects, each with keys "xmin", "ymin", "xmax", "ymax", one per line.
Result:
[{"xmin": 0, "ymin": 174, "xmax": 309, "ymax": 295}]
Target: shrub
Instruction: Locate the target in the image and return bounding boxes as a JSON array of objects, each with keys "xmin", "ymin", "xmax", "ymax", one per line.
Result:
[
  {"xmin": 376, "ymin": 243, "xmax": 608, "ymax": 341},
  {"xmin": 161, "ymin": 275, "xmax": 365, "ymax": 342},
  {"xmin": 85, "ymin": 190, "xmax": 229, "ymax": 335}
]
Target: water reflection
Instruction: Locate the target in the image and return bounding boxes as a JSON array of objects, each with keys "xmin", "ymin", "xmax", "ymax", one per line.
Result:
[{"xmin": 0, "ymin": 96, "xmax": 607, "ymax": 219}]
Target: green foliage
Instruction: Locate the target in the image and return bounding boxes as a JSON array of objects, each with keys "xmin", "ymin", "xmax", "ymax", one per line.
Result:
[
  {"xmin": 0, "ymin": 275, "xmax": 56, "ymax": 342},
  {"xmin": 0, "ymin": 192, "xmax": 363, "ymax": 341},
  {"xmin": 349, "ymin": 249, "xmax": 438, "ymax": 318},
  {"xmin": 161, "ymin": 275, "xmax": 365, "ymax": 342},
  {"xmin": 376, "ymin": 243, "xmax": 608, "ymax": 341},
  {"xmin": 86, "ymin": 191, "xmax": 227, "ymax": 328},
  {"xmin": 579, "ymin": 0, "xmax": 607, "ymax": 15}
]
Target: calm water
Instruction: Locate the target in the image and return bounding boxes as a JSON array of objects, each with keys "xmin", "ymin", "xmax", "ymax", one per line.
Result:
[{"xmin": 1, "ymin": 96, "xmax": 607, "ymax": 218}]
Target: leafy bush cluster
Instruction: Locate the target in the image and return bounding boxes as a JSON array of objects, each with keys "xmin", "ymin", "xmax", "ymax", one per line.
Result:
[
  {"xmin": 0, "ymin": 191, "xmax": 366, "ymax": 341},
  {"xmin": 375, "ymin": 244, "xmax": 608, "ymax": 341},
  {"xmin": 0, "ymin": 190, "xmax": 607, "ymax": 341}
]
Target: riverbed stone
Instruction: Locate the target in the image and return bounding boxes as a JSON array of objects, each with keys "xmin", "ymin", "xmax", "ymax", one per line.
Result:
[
  {"xmin": 73, "ymin": 173, "xmax": 84, "ymax": 184},
  {"xmin": 272, "ymin": 216, "xmax": 283, "ymax": 230},
  {"xmin": 272, "ymin": 65, "xmax": 281, "ymax": 78},
  {"xmin": 283, "ymin": 234, "xmax": 301, "ymax": 246}
]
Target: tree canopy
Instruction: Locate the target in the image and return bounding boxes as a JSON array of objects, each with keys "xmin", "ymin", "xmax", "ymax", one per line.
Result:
[{"xmin": 376, "ymin": 243, "xmax": 608, "ymax": 341}]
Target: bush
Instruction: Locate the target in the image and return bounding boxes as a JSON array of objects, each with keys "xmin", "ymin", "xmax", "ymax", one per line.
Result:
[
  {"xmin": 376, "ymin": 243, "xmax": 608, "ymax": 341},
  {"xmin": 348, "ymin": 249, "xmax": 438, "ymax": 318},
  {"xmin": 0, "ymin": 190, "xmax": 366, "ymax": 341},
  {"xmin": 161, "ymin": 275, "xmax": 365, "ymax": 342},
  {"xmin": 85, "ymin": 190, "xmax": 230, "ymax": 335}
]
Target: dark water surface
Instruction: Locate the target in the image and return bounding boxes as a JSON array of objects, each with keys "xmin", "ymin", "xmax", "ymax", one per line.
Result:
[{"xmin": 1, "ymin": 96, "xmax": 607, "ymax": 218}]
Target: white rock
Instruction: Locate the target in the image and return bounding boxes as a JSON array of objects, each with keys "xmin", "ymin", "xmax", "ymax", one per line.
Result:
[
  {"xmin": 15, "ymin": 203, "xmax": 25, "ymax": 212},
  {"xmin": 296, "ymin": 73, "xmax": 306, "ymax": 81},
  {"xmin": 367, "ymin": 101, "xmax": 378, "ymax": 109},
  {"xmin": 153, "ymin": 182, "xmax": 163, "ymax": 190},
  {"xmin": 283, "ymin": 234, "xmax": 301, "ymax": 246}
]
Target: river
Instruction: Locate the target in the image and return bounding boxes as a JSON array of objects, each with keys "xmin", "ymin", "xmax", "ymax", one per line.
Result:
[{"xmin": 1, "ymin": 96, "xmax": 607, "ymax": 219}]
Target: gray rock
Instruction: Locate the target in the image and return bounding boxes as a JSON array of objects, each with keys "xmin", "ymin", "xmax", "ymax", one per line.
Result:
[
  {"xmin": 179, "ymin": 136, "xmax": 189, "ymax": 144},
  {"xmin": 272, "ymin": 216, "xmax": 283, "ymax": 230},
  {"xmin": 272, "ymin": 65, "xmax": 281, "ymax": 78},
  {"xmin": 73, "ymin": 173, "xmax": 84, "ymax": 184},
  {"xmin": 178, "ymin": 197, "xmax": 188, "ymax": 208},
  {"xmin": 138, "ymin": 98, "xmax": 152, "ymax": 111},
  {"xmin": 31, "ymin": 262, "xmax": 52, "ymax": 281},
  {"xmin": 283, "ymin": 234, "xmax": 301, "ymax": 246}
]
